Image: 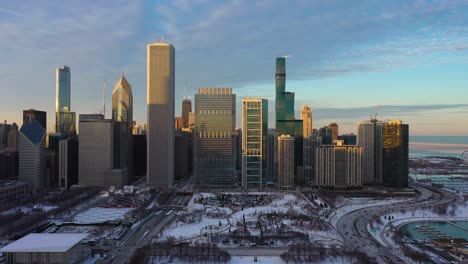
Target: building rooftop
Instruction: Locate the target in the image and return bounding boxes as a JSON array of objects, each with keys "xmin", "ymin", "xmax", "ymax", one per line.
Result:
[
  {"xmin": 19, "ymin": 119, "xmax": 45, "ymax": 145},
  {"xmin": 0, "ymin": 233, "xmax": 88, "ymax": 253}
]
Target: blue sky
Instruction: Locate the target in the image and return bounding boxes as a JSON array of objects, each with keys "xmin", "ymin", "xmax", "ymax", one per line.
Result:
[{"xmin": 1, "ymin": 0, "xmax": 468, "ymax": 135}]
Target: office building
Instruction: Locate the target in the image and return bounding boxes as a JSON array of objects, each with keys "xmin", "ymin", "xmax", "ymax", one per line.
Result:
[
  {"xmin": 188, "ymin": 112, "xmax": 195, "ymax": 128},
  {"xmin": 266, "ymin": 129, "xmax": 277, "ymax": 184},
  {"xmin": 55, "ymin": 65, "xmax": 76, "ymax": 135},
  {"xmin": 147, "ymin": 42, "xmax": 175, "ymax": 188},
  {"xmin": 0, "ymin": 151, "xmax": 17, "ymax": 180},
  {"xmin": 242, "ymin": 98, "xmax": 268, "ymax": 189},
  {"xmin": 182, "ymin": 98, "xmax": 192, "ymax": 127},
  {"xmin": 58, "ymin": 137, "xmax": 78, "ymax": 190},
  {"xmin": 382, "ymin": 120, "xmax": 409, "ymax": 188},
  {"xmin": 0, "ymin": 181, "xmax": 31, "ymax": 201},
  {"xmin": 78, "ymin": 114, "xmax": 114, "ymax": 187},
  {"xmin": 132, "ymin": 134, "xmax": 147, "ymax": 178},
  {"xmin": 23, "ymin": 109, "xmax": 47, "ymax": 130},
  {"xmin": 358, "ymin": 121, "xmax": 384, "ymax": 184},
  {"xmin": 303, "ymin": 134, "xmax": 321, "ymax": 186},
  {"xmin": 175, "ymin": 117, "xmax": 184, "ymax": 130},
  {"xmin": 328, "ymin": 123, "xmax": 339, "ymax": 143},
  {"xmin": 112, "ymin": 73, "xmax": 133, "ymax": 183},
  {"xmin": 234, "ymin": 128, "xmax": 242, "ymax": 172},
  {"xmin": 318, "ymin": 126, "xmax": 332, "ymax": 145},
  {"xmin": 19, "ymin": 119, "xmax": 47, "ymax": 190},
  {"xmin": 301, "ymin": 105, "xmax": 312, "ymax": 138},
  {"xmin": 316, "ymin": 144, "xmax": 363, "ymax": 189},
  {"xmin": 339, "ymin": 134, "xmax": 357, "ymax": 145},
  {"xmin": 175, "ymin": 133, "xmax": 190, "ymax": 180},
  {"xmin": 278, "ymin": 135, "xmax": 294, "ymax": 189},
  {"xmin": 194, "ymin": 88, "xmax": 236, "ymax": 188},
  {"xmin": 0, "ymin": 121, "xmax": 11, "ymax": 150}
]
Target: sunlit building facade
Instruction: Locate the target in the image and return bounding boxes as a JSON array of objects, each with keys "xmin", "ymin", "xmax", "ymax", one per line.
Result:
[
  {"xmin": 112, "ymin": 74, "xmax": 133, "ymax": 181},
  {"xmin": 301, "ymin": 105, "xmax": 312, "ymax": 138},
  {"xmin": 55, "ymin": 66, "xmax": 75, "ymax": 134},
  {"xmin": 182, "ymin": 98, "xmax": 192, "ymax": 127},
  {"xmin": 382, "ymin": 120, "xmax": 409, "ymax": 188},
  {"xmin": 242, "ymin": 98, "xmax": 268, "ymax": 189},
  {"xmin": 147, "ymin": 42, "xmax": 175, "ymax": 188},
  {"xmin": 278, "ymin": 134, "xmax": 294, "ymax": 189}
]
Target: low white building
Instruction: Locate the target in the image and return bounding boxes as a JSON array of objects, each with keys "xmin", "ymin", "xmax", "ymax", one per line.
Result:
[{"xmin": 0, "ymin": 233, "xmax": 88, "ymax": 264}]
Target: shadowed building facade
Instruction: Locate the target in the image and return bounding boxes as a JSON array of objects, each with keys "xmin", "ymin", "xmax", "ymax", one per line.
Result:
[
  {"xmin": 182, "ymin": 98, "xmax": 192, "ymax": 127},
  {"xmin": 278, "ymin": 134, "xmax": 294, "ymax": 189},
  {"xmin": 194, "ymin": 88, "xmax": 236, "ymax": 188},
  {"xmin": 242, "ymin": 98, "xmax": 268, "ymax": 189},
  {"xmin": 147, "ymin": 42, "xmax": 175, "ymax": 188},
  {"xmin": 382, "ymin": 120, "xmax": 409, "ymax": 188}
]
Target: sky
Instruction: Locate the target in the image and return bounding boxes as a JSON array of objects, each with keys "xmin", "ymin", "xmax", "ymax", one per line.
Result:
[{"xmin": 1, "ymin": 0, "xmax": 468, "ymax": 136}]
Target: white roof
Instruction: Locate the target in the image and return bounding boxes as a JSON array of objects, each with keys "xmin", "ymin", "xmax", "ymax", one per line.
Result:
[{"xmin": 0, "ymin": 233, "xmax": 88, "ymax": 253}]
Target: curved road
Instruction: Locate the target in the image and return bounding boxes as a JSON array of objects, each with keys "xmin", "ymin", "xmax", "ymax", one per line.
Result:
[{"xmin": 336, "ymin": 184, "xmax": 456, "ymax": 263}]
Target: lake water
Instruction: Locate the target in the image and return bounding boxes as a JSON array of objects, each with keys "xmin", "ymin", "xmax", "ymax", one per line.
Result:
[
  {"xmin": 410, "ymin": 136, "xmax": 468, "ymax": 158},
  {"xmin": 401, "ymin": 221, "xmax": 468, "ymax": 242}
]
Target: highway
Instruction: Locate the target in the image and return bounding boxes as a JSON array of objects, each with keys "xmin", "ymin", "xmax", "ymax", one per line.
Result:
[{"xmin": 336, "ymin": 184, "xmax": 456, "ymax": 263}]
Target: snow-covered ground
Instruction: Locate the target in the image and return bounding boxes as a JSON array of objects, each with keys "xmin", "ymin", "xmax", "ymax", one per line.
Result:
[
  {"xmin": 159, "ymin": 192, "xmax": 342, "ymax": 247},
  {"xmin": 74, "ymin": 207, "xmax": 133, "ymax": 224},
  {"xmin": 152, "ymin": 256, "xmax": 356, "ymax": 264}
]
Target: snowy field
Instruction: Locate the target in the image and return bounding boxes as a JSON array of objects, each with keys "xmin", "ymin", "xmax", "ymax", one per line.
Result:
[
  {"xmin": 158, "ymin": 192, "xmax": 342, "ymax": 246},
  {"xmin": 74, "ymin": 207, "xmax": 133, "ymax": 224}
]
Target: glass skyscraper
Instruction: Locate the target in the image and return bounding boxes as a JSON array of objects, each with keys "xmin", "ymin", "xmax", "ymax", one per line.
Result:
[
  {"xmin": 194, "ymin": 88, "xmax": 236, "ymax": 188},
  {"xmin": 242, "ymin": 98, "xmax": 268, "ymax": 189},
  {"xmin": 112, "ymin": 73, "xmax": 133, "ymax": 179},
  {"xmin": 55, "ymin": 66, "xmax": 74, "ymax": 134}
]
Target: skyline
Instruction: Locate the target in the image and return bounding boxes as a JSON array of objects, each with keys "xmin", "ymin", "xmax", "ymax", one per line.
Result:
[{"xmin": 1, "ymin": 0, "xmax": 468, "ymax": 135}]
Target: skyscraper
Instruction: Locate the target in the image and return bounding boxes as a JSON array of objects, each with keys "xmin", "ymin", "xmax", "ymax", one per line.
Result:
[
  {"xmin": 147, "ymin": 42, "xmax": 175, "ymax": 188},
  {"xmin": 301, "ymin": 105, "xmax": 312, "ymax": 138},
  {"xmin": 315, "ymin": 143, "xmax": 363, "ymax": 189},
  {"xmin": 382, "ymin": 120, "xmax": 409, "ymax": 188},
  {"xmin": 242, "ymin": 98, "xmax": 268, "ymax": 189},
  {"xmin": 358, "ymin": 121, "xmax": 384, "ymax": 184},
  {"xmin": 23, "ymin": 109, "xmax": 46, "ymax": 130},
  {"xmin": 194, "ymin": 88, "xmax": 236, "ymax": 188},
  {"xmin": 112, "ymin": 73, "xmax": 133, "ymax": 181},
  {"xmin": 78, "ymin": 114, "xmax": 113, "ymax": 187},
  {"xmin": 274, "ymin": 58, "xmax": 303, "ymax": 176},
  {"xmin": 55, "ymin": 66, "xmax": 75, "ymax": 134},
  {"xmin": 19, "ymin": 119, "xmax": 47, "ymax": 190},
  {"xmin": 303, "ymin": 133, "xmax": 320, "ymax": 186},
  {"xmin": 182, "ymin": 98, "xmax": 192, "ymax": 127},
  {"xmin": 278, "ymin": 134, "xmax": 294, "ymax": 189},
  {"xmin": 328, "ymin": 123, "xmax": 339, "ymax": 143}
]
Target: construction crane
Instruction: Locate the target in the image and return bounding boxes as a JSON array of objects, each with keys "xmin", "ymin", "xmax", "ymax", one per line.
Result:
[{"xmin": 370, "ymin": 105, "xmax": 381, "ymax": 123}]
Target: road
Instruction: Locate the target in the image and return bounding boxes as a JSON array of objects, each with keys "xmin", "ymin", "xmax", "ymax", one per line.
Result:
[
  {"xmin": 96, "ymin": 194, "xmax": 192, "ymax": 264},
  {"xmin": 336, "ymin": 184, "xmax": 455, "ymax": 263}
]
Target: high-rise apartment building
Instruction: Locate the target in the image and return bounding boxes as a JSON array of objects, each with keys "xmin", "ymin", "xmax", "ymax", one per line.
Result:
[
  {"xmin": 301, "ymin": 105, "xmax": 312, "ymax": 138},
  {"xmin": 78, "ymin": 114, "xmax": 113, "ymax": 187},
  {"xmin": 315, "ymin": 144, "xmax": 363, "ymax": 189},
  {"xmin": 55, "ymin": 66, "xmax": 75, "ymax": 134},
  {"xmin": 147, "ymin": 42, "xmax": 175, "ymax": 188},
  {"xmin": 194, "ymin": 88, "xmax": 236, "ymax": 188},
  {"xmin": 278, "ymin": 135, "xmax": 294, "ymax": 189},
  {"xmin": 328, "ymin": 123, "xmax": 339, "ymax": 143},
  {"xmin": 182, "ymin": 98, "xmax": 192, "ymax": 127},
  {"xmin": 382, "ymin": 120, "xmax": 409, "ymax": 188},
  {"xmin": 19, "ymin": 119, "xmax": 47, "ymax": 190},
  {"xmin": 23, "ymin": 109, "xmax": 47, "ymax": 130},
  {"xmin": 112, "ymin": 73, "xmax": 133, "ymax": 182},
  {"xmin": 303, "ymin": 133, "xmax": 321, "ymax": 186},
  {"xmin": 242, "ymin": 98, "xmax": 268, "ymax": 189}
]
